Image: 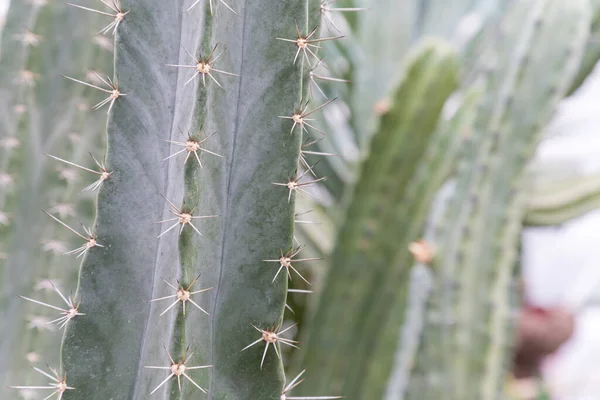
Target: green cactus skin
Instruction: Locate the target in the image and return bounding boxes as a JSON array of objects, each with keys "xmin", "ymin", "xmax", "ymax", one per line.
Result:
[
  {"xmin": 382, "ymin": 180, "xmax": 452, "ymax": 400},
  {"xmin": 377, "ymin": 80, "xmax": 485, "ymax": 400},
  {"xmin": 568, "ymin": 0, "xmax": 600, "ymax": 94},
  {"xmin": 524, "ymin": 173, "xmax": 600, "ymax": 225},
  {"xmin": 294, "ymin": 38, "xmax": 459, "ymax": 400},
  {"xmin": 406, "ymin": 1, "xmax": 591, "ymax": 399},
  {"xmin": 0, "ymin": 1, "xmax": 111, "ymax": 395},
  {"xmin": 305, "ymin": 0, "xmax": 506, "ymax": 205},
  {"xmin": 0, "ymin": 0, "xmax": 41, "ymax": 149},
  {"xmin": 42, "ymin": 0, "xmax": 328, "ymax": 399}
]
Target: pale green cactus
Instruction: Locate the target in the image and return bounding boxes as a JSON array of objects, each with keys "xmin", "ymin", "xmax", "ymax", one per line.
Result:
[
  {"xmin": 3, "ymin": 1, "xmax": 600, "ymax": 400},
  {"xmin": 1, "ymin": 0, "xmax": 350, "ymax": 399}
]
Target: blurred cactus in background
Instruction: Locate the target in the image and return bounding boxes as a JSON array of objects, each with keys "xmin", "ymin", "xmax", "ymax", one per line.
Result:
[{"xmin": 1, "ymin": 0, "xmax": 600, "ymax": 399}]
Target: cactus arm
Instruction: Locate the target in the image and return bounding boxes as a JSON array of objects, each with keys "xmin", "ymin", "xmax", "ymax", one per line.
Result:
[
  {"xmin": 295, "ymin": 38, "xmax": 459, "ymax": 399},
  {"xmin": 383, "ymin": 180, "xmax": 453, "ymax": 400},
  {"xmin": 0, "ymin": 0, "xmax": 41, "ymax": 141},
  {"xmin": 523, "ymin": 173, "xmax": 600, "ymax": 225}
]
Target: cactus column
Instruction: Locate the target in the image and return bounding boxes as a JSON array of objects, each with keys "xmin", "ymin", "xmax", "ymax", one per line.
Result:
[{"xmin": 44, "ymin": 0, "xmax": 330, "ymax": 399}]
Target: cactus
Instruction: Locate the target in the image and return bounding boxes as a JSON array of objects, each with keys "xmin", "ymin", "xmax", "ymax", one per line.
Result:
[
  {"xmin": 4, "ymin": 0, "xmax": 600, "ymax": 399},
  {"xmin": 296, "ymin": 0, "xmax": 598, "ymax": 399},
  {"xmin": 295, "ymin": 37, "xmax": 460, "ymax": 399},
  {"xmin": 0, "ymin": 0, "xmax": 112, "ymax": 393},
  {"xmin": 524, "ymin": 173, "xmax": 600, "ymax": 226},
  {"xmin": 1, "ymin": 0, "xmax": 351, "ymax": 399}
]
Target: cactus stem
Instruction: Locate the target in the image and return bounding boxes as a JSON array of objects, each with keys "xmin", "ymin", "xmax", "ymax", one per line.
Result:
[
  {"xmin": 61, "ymin": 72, "xmax": 125, "ymax": 114},
  {"xmin": 144, "ymin": 346, "xmax": 212, "ymax": 395},
  {"xmin": 279, "ymin": 97, "xmax": 337, "ymax": 136},
  {"xmin": 43, "ymin": 210, "xmax": 103, "ymax": 258},
  {"xmin": 150, "ymin": 276, "xmax": 213, "ymax": 316},
  {"xmin": 186, "ymin": 0, "xmax": 238, "ymax": 16},
  {"xmin": 156, "ymin": 196, "xmax": 219, "ymax": 238},
  {"xmin": 272, "ymin": 166, "xmax": 327, "ymax": 203},
  {"xmin": 276, "ymin": 26, "xmax": 344, "ymax": 65},
  {"xmin": 167, "ymin": 44, "xmax": 239, "ymax": 88},
  {"xmin": 241, "ymin": 324, "xmax": 300, "ymax": 370},
  {"xmin": 9, "ymin": 366, "xmax": 74, "ymax": 400},
  {"xmin": 263, "ymin": 246, "xmax": 321, "ymax": 285},
  {"xmin": 281, "ymin": 369, "xmax": 343, "ymax": 400},
  {"xmin": 45, "ymin": 153, "xmax": 112, "ymax": 192},
  {"xmin": 163, "ymin": 129, "xmax": 223, "ymax": 167},
  {"xmin": 67, "ymin": 0, "xmax": 129, "ymax": 36},
  {"xmin": 19, "ymin": 283, "xmax": 84, "ymax": 330},
  {"xmin": 319, "ymin": 0, "xmax": 368, "ymax": 34}
]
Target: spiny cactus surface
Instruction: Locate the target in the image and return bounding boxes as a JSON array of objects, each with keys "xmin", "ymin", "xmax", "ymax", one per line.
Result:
[
  {"xmin": 1, "ymin": 0, "xmax": 352, "ymax": 399},
  {"xmin": 0, "ymin": 1, "xmax": 111, "ymax": 394}
]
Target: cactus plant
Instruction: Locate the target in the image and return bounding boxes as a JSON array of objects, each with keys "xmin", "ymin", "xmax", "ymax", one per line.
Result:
[
  {"xmin": 4, "ymin": 0, "xmax": 600, "ymax": 399},
  {"xmin": 1, "ymin": 0, "xmax": 351, "ymax": 399},
  {"xmin": 0, "ymin": 0, "xmax": 112, "ymax": 393},
  {"xmin": 294, "ymin": 1, "xmax": 600, "ymax": 400}
]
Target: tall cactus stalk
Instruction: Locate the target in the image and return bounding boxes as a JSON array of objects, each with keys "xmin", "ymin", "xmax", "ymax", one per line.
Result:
[
  {"xmin": 295, "ymin": 38, "xmax": 459, "ymax": 399},
  {"xmin": 295, "ymin": 0, "xmax": 596, "ymax": 399},
  {"xmin": 4, "ymin": 1, "xmax": 600, "ymax": 399},
  {"xmin": 2, "ymin": 0, "xmax": 348, "ymax": 399},
  {"xmin": 0, "ymin": 0, "xmax": 112, "ymax": 393},
  {"xmin": 406, "ymin": 2, "xmax": 590, "ymax": 399}
]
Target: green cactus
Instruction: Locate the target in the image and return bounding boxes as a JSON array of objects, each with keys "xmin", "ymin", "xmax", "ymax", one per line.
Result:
[
  {"xmin": 1, "ymin": 0, "xmax": 352, "ymax": 398},
  {"xmin": 0, "ymin": 0, "xmax": 112, "ymax": 393},
  {"xmin": 4, "ymin": 0, "xmax": 600, "ymax": 399},
  {"xmin": 295, "ymin": 37, "xmax": 460, "ymax": 399},
  {"xmin": 524, "ymin": 173, "xmax": 600, "ymax": 226}
]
